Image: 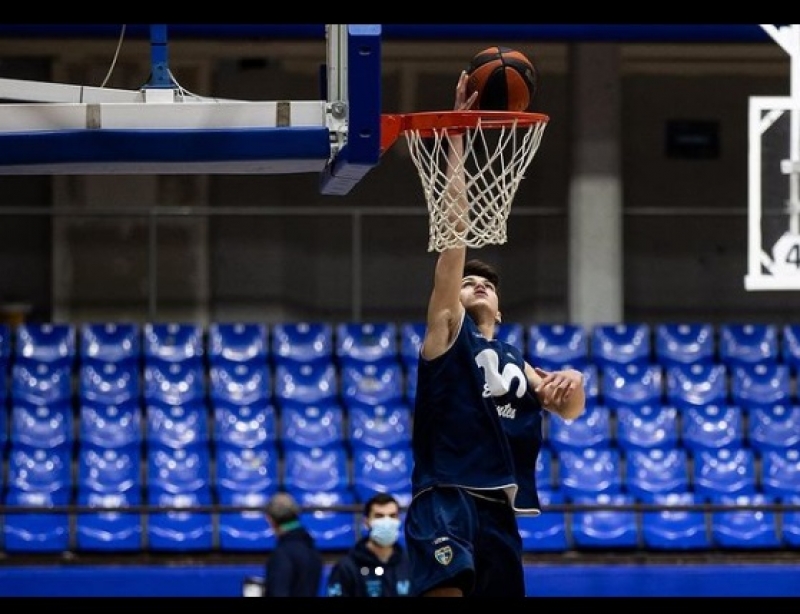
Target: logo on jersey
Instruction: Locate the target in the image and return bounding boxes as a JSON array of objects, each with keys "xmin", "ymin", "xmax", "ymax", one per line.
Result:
[
  {"xmin": 434, "ymin": 545, "xmax": 453, "ymax": 565},
  {"xmin": 496, "ymin": 403, "xmax": 516, "ymax": 419},
  {"xmin": 475, "ymin": 348, "xmax": 527, "ymax": 399}
]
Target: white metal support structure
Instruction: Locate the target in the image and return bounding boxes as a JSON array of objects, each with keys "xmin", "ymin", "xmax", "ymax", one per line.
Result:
[{"xmin": 745, "ymin": 24, "xmax": 800, "ymax": 290}]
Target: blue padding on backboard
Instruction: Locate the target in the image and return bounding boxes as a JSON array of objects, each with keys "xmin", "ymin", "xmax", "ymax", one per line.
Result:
[
  {"xmin": 0, "ymin": 127, "xmax": 331, "ymax": 167},
  {"xmin": 319, "ymin": 24, "xmax": 382, "ymax": 195}
]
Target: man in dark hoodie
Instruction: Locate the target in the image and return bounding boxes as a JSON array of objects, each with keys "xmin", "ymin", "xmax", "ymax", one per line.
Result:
[
  {"xmin": 263, "ymin": 491, "xmax": 324, "ymax": 597},
  {"xmin": 326, "ymin": 492, "xmax": 412, "ymax": 597}
]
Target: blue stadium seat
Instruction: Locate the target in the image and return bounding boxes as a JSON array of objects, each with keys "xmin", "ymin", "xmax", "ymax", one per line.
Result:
[
  {"xmin": 143, "ymin": 322, "xmax": 204, "ymax": 367},
  {"xmin": 146, "ymin": 489, "xmax": 214, "ymax": 552},
  {"xmin": 77, "ymin": 443, "xmax": 142, "ymax": 494},
  {"xmin": 208, "ymin": 361, "xmax": 271, "ymax": 406},
  {"xmin": 570, "ymin": 492, "xmax": 639, "ymax": 549},
  {"xmin": 760, "ymin": 448, "xmax": 800, "ymax": 501},
  {"xmin": 297, "ymin": 488, "xmax": 359, "ymax": 552},
  {"xmin": 665, "ymin": 363, "xmax": 728, "ymax": 410},
  {"xmin": 11, "ymin": 362, "xmax": 73, "ymax": 406},
  {"xmin": 282, "ymin": 444, "xmax": 350, "ymax": 493},
  {"xmin": 145, "ymin": 400, "xmax": 210, "ymax": 450},
  {"xmin": 79, "ymin": 360, "xmax": 140, "ymax": 406},
  {"xmin": 75, "ymin": 489, "xmax": 143, "ymax": 552},
  {"xmin": 340, "ymin": 361, "xmax": 405, "ymax": 408},
  {"xmin": 518, "ymin": 488, "xmax": 568, "ymax": 552},
  {"xmin": 271, "ymin": 322, "xmax": 334, "ymax": 367},
  {"xmin": 0, "ymin": 321, "xmax": 10, "ymax": 362},
  {"xmin": 207, "ymin": 322, "xmax": 268, "ymax": 366},
  {"xmin": 352, "ymin": 445, "xmax": 413, "ymax": 503},
  {"xmin": 0, "ymin": 401, "xmax": 7, "ymax": 448},
  {"xmin": 405, "ymin": 360, "xmax": 418, "ymax": 404},
  {"xmin": 5, "ymin": 443, "xmax": 73, "ymax": 552},
  {"xmin": 624, "ymin": 447, "xmax": 690, "ymax": 501},
  {"xmin": 718, "ymin": 322, "xmax": 779, "ymax": 368},
  {"xmin": 590, "ymin": 323, "xmax": 651, "ymax": 368},
  {"xmin": 218, "ymin": 489, "xmax": 276, "ymax": 552},
  {"xmin": 2, "ymin": 489, "xmax": 71, "ymax": 553},
  {"xmin": 730, "ymin": 363, "xmax": 792, "ymax": 410},
  {"xmin": 398, "ymin": 322, "xmax": 425, "ymax": 368},
  {"xmin": 7, "ymin": 443, "xmax": 72, "ymax": 497},
  {"xmin": 653, "ymin": 322, "xmax": 715, "ymax": 368},
  {"xmin": 547, "ymin": 404, "xmax": 612, "ymax": 452},
  {"xmin": 211, "ymin": 399, "xmax": 278, "ymax": 450},
  {"xmin": 335, "ymin": 322, "xmax": 398, "ymax": 366},
  {"xmin": 143, "ymin": 361, "xmax": 206, "ymax": 407},
  {"xmin": 9, "ymin": 400, "xmax": 74, "ymax": 450},
  {"xmin": 280, "ymin": 400, "xmax": 346, "ymax": 450},
  {"xmin": 681, "ymin": 403, "xmax": 744, "ymax": 453},
  {"xmin": 80, "ymin": 322, "xmax": 141, "ymax": 367},
  {"xmin": 641, "ymin": 491, "xmax": 711, "ymax": 551},
  {"xmin": 526, "ymin": 323, "xmax": 589, "ymax": 370},
  {"xmin": 536, "ymin": 446, "xmax": 555, "ymax": 492},
  {"xmin": 348, "ymin": 401, "xmax": 412, "ymax": 451},
  {"xmin": 495, "ymin": 322, "xmax": 525, "ymax": 352},
  {"xmin": 693, "ymin": 446, "xmax": 758, "ymax": 500},
  {"xmin": 615, "ymin": 402, "xmax": 679, "ymax": 451},
  {"xmin": 782, "ymin": 494, "xmax": 800, "ymax": 548},
  {"xmin": 15, "ymin": 322, "xmax": 76, "ymax": 368},
  {"xmin": 581, "ymin": 364, "xmax": 600, "ymax": 407},
  {"xmin": 710, "ymin": 492, "xmax": 781, "ymax": 549},
  {"xmin": 79, "ymin": 399, "xmax": 143, "ymax": 449},
  {"xmin": 274, "ymin": 361, "xmax": 338, "ymax": 408},
  {"xmin": 216, "ymin": 443, "xmax": 281, "ymax": 496},
  {"xmin": 215, "ymin": 443, "xmax": 280, "ymax": 551},
  {"xmin": 601, "ymin": 363, "xmax": 663, "ymax": 409},
  {"xmin": 747, "ymin": 403, "xmax": 800, "ymax": 452},
  {"xmin": 781, "ymin": 323, "xmax": 800, "ymax": 373},
  {"xmin": 0, "ymin": 322, "xmax": 10, "ymax": 404},
  {"xmin": 558, "ymin": 447, "xmax": 623, "ymax": 500},
  {"xmin": 147, "ymin": 444, "xmax": 213, "ymax": 496}
]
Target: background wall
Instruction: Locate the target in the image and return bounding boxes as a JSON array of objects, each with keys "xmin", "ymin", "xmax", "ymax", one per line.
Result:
[{"xmin": 0, "ymin": 29, "xmax": 797, "ymax": 327}]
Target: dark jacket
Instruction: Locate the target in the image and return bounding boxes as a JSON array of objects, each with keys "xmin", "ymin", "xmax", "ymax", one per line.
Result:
[
  {"xmin": 264, "ymin": 526, "xmax": 323, "ymax": 597},
  {"xmin": 326, "ymin": 537, "xmax": 412, "ymax": 597}
]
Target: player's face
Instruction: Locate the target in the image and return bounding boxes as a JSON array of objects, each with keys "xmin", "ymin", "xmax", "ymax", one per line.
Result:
[{"xmin": 460, "ymin": 275, "xmax": 499, "ymax": 314}]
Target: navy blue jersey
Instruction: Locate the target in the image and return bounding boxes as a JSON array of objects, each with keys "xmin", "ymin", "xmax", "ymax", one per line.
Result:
[{"xmin": 411, "ymin": 312, "xmax": 544, "ymax": 512}]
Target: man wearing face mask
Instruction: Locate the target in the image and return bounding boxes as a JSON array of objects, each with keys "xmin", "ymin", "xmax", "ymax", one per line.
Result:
[{"xmin": 326, "ymin": 492, "xmax": 412, "ymax": 597}]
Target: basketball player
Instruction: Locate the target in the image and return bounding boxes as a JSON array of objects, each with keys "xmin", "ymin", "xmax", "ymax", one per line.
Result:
[{"xmin": 403, "ymin": 70, "xmax": 586, "ymax": 597}]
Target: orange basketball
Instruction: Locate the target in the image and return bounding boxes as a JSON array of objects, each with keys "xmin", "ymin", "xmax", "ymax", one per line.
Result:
[{"xmin": 465, "ymin": 46, "xmax": 537, "ymax": 112}]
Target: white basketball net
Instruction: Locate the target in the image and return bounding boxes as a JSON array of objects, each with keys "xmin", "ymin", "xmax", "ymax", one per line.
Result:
[{"xmin": 404, "ymin": 116, "xmax": 548, "ymax": 252}]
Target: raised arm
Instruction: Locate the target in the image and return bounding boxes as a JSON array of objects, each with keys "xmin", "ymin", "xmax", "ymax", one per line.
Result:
[{"xmin": 420, "ymin": 71, "xmax": 478, "ymax": 361}]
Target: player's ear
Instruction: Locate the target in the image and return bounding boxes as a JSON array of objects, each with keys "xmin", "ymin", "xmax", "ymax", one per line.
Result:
[{"xmin": 495, "ymin": 311, "xmax": 502, "ymax": 324}]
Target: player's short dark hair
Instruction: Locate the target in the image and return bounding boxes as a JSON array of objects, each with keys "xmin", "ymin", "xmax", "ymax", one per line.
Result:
[
  {"xmin": 364, "ymin": 492, "xmax": 400, "ymax": 517},
  {"xmin": 463, "ymin": 259, "xmax": 500, "ymax": 293}
]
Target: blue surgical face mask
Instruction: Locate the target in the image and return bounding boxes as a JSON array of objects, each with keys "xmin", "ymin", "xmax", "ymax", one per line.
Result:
[{"xmin": 369, "ymin": 517, "xmax": 401, "ymax": 547}]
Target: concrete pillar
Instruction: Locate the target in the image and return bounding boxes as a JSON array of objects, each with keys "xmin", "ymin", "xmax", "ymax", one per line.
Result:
[{"xmin": 568, "ymin": 43, "xmax": 624, "ymax": 327}]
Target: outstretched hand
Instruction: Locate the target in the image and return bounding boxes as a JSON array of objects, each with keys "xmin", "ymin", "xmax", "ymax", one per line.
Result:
[{"xmin": 455, "ymin": 70, "xmax": 479, "ymax": 111}]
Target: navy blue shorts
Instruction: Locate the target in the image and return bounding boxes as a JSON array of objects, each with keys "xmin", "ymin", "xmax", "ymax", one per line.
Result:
[{"xmin": 404, "ymin": 486, "xmax": 525, "ymax": 597}]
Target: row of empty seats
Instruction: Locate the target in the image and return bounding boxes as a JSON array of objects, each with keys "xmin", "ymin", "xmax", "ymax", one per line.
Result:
[
  {"xmin": 3, "ymin": 320, "xmax": 800, "ymax": 371},
  {"xmin": 4, "ymin": 488, "xmax": 800, "ymax": 554},
  {"xmin": 5, "ymin": 392, "xmax": 799, "ymax": 455},
  {"xmin": 0, "ymin": 342, "xmax": 798, "ymax": 424}
]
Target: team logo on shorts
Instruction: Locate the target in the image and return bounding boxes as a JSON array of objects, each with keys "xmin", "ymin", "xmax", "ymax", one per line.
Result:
[{"xmin": 434, "ymin": 545, "xmax": 453, "ymax": 565}]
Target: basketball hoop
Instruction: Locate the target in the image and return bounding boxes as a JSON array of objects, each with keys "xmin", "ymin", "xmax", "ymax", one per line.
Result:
[{"xmin": 381, "ymin": 110, "xmax": 549, "ymax": 252}]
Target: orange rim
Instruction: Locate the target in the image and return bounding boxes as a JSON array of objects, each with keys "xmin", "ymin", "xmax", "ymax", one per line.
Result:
[{"xmin": 380, "ymin": 110, "xmax": 549, "ymax": 154}]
